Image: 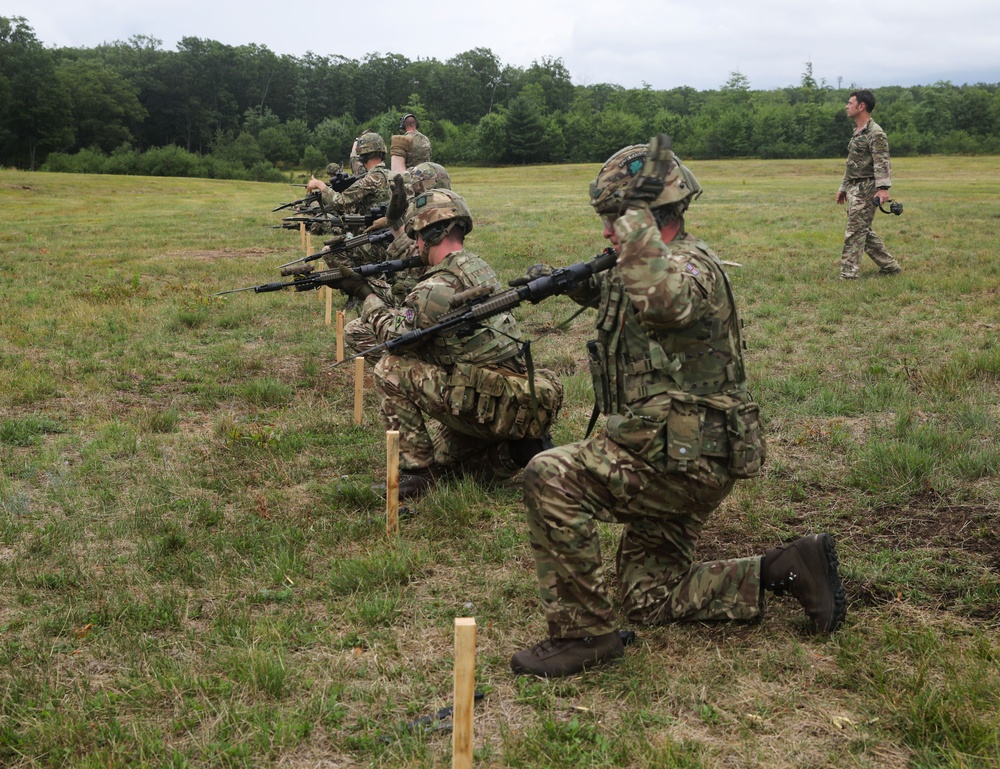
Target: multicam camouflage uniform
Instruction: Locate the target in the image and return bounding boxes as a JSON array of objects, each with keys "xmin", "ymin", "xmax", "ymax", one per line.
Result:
[
  {"xmin": 524, "ymin": 206, "xmax": 766, "ymax": 639},
  {"xmin": 360, "ymin": 248, "xmax": 562, "ymax": 473},
  {"xmin": 318, "ymin": 166, "xmax": 391, "ymax": 268},
  {"xmin": 390, "ymin": 131, "xmax": 432, "ymax": 168},
  {"xmin": 838, "ymin": 119, "xmax": 901, "ymax": 278},
  {"xmin": 343, "ymin": 163, "xmax": 452, "ymax": 359}
]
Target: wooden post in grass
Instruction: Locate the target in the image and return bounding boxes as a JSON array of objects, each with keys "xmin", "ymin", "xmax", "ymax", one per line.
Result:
[
  {"xmin": 386, "ymin": 430, "xmax": 399, "ymax": 537},
  {"xmin": 305, "ymin": 229, "xmax": 312, "ymax": 257},
  {"xmin": 299, "ymin": 221, "xmax": 306, "ymax": 253},
  {"xmin": 353, "ymin": 357, "xmax": 364, "ymax": 425},
  {"xmin": 452, "ymin": 618, "xmax": 476, "ymax": 769},
  {"xmin": 336, "ymin": 311, "xmax": 345, "ymax": 362},
  {"xmin": 325, "ymin": 286, "xmax": 333, "ymax": 325}
]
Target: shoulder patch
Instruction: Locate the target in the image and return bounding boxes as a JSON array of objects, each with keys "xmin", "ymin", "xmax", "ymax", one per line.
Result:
[{"xmin": 685, "ymin": 263, "xmax": 701, "ymax": 277}]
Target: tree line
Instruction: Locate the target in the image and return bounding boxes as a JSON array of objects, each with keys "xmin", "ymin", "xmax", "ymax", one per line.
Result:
[{"xmin": 3, "ymin": 16, "xmax": 999, "ymax": 179}]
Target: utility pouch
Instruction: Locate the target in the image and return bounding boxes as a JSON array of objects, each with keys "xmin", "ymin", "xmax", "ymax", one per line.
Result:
[
  {"xmin": 587, "ymin": 340, "xmax": 612, "ymax": 414},
  {"xmin": 447, "ymin": 363, "xmax": 477, "ymax": 416},
  {"xmin": 665, "ymin": 402, "xmax": 703, "ymax": 470},
  {"xmin": 726, "ymin": 402, "xmax": 765, "ymax": 478},
  {"xmin": 492, "ymin": 367, "xmax": 562, "ymax": 439},
  {"xmin": 605, "ymin": 414, "xmax": 665, "ymax": 463}
]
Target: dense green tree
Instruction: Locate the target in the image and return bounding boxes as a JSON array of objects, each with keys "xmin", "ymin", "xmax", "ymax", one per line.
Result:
[
  {"xmin": 504, "ymin": 95, "xmax": 546, "ymax": 163},
  {"xmin": 0, "ymin": 16, "xmax": 73, "ymax": 168},
  {"xmin": 6, "ymin": 15, "xmax": 1000, "ymax": 174}
]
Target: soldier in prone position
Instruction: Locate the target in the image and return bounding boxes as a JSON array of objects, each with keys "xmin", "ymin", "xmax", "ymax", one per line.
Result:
[{"xmin": 510, "ymin": 137, "xmax": 847, "ymax": 678}]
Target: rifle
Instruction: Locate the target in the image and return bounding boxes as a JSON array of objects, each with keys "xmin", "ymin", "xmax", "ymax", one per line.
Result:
[
  {"xmin": 329, "ymin": 171, "xmax": 359, "ymax": 192},
  {"xmin": 333, "ymin": 247, "xmax": 618, "ymax": 366},
  {"xmin": 277, "ymin": 227, "xmax": 395, "ymax": 272},
  {"xmin": 272, "ymin": 190, "xmax": 323, "ymax": 212},
  {"xmin": 214, "ymin": 256, "xmax": 423, "ymax": 296}
]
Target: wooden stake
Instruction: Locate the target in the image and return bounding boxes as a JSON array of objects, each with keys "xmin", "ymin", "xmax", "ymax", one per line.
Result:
[
  {"xmin": 353, "ymin": 356, "xmax": 364, "ymax": 425},
  {"xmin": 299, "ymin": 221, "xmax": 306, "ymax": 252},
  {"xmin": 386, "ymin": 431, "xmax": 399, "ymax": 537},
  {"xmin": 452, "ymin": 618, "xmax": 476, "ymax": 769},
  {"xmin": 325, "ymin": 286, "xmax": 333, "ymax": 325},
  {"xmin": 305, "ymin": 230, "xmax": 312, "ymax": 256},
  {"xmin": 336, "ymin": 311, "xmax": 345, "ymax": 362}
]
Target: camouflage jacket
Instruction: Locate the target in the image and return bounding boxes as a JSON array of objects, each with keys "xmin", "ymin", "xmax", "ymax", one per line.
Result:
[
  {"xmin": 572, "ymin": 207, "xmax": 750, "ymax": 420},
  {"xmin": 390, "ymin": 131, "xmax": 432, "ymax": 167},
  {"xmin": 361, "ymin": 248, "xmax": 521, "ymax": 367},
  {"xmin": 839, "ymin": 118, "xmax": 892, "ymax": 192},
  {"xmin": 320, "ymin": 163, "xmax": 391, "ymax": 216}
]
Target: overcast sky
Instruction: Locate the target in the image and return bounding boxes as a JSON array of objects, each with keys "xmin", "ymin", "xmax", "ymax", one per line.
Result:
[{"xmin": 7, "ymin": 0, "xmax": 1000, "ymax": 91}]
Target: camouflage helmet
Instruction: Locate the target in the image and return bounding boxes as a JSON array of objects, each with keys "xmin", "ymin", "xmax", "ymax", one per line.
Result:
[
  {"xmin": 325, "ymin": 162, "xmax": 342, "ymax": 177},
  {"xmin": 399, "ymin": 112, "xmax": 419, "ymax": 131},
  {"xmin": 589, "ymin": 144, "xmax": 701, "ymax": 216},
  {"xmin": 404, "ymin": 188, "xmax": 473, "ymax": 240},
  {"xmin": 356, "ymin": 130, "xmax": 386, "ymax": 157},
  {"xmin": 409, "ymin": 162, "xmax": 451, "ymax": 196}
]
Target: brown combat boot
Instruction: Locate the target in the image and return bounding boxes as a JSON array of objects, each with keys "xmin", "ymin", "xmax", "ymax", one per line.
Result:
[
  {"xmin": 510, "ymin": 631, "xmax": 624, "ymax": 678},
  {"xmin": 397, "ymin": 466, "xmax": 438, "ymax": 501},
  {"xmin": 762, "ymin": 533, "xmax": 846, "ymax": 633}
]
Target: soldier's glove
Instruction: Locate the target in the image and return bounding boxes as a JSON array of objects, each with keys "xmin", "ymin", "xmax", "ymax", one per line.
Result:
[
  {"xmin": 390, "ymin": 134, "xmax": 413, "ymax": 158},
  {"xmin": 337, "ymin": 265, "xmax": 373, "ymax": 300},
  {"xmin": 365, "ymin": 216, "xmax": 388, "ymax": 233},
  {"xmin": 509, "ymin": 263, "xmax": 554, "ymax": 287},
  {"xmin": 387, "ymin": 174, "xmax": 409, "ymax": 230},
  {"xmin": 622, "ymin": 133, "xmax": 674, "ymax": 207}
]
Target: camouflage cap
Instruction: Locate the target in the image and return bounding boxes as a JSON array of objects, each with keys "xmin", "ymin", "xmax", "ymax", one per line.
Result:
[
  {"xmin": 404, "ymin": 188, "xmax": 473, "ymax": 240},
  {"xmin": 409, "ymin": 162, "xmax": 451, "ymax": 196},
  {"xmin": 356, "ymin": 131, "xmax": 386, "ymax": 157},
  {"xmin": 589, "ymin": 144, "xmax": 701, "ymax": 215}
]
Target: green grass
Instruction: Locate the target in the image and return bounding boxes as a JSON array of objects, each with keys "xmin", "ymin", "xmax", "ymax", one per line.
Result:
[{"xmin": 1, "ymin": 159, "xmax": 999, "ymax": 768}]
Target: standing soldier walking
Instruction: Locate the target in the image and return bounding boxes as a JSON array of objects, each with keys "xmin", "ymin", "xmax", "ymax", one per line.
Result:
[{"xmin": 836, "ymin": 89, "xmax": 903, "ymax": 280}]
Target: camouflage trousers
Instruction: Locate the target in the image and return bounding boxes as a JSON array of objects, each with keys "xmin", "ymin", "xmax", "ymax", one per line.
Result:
[
  {"xmin": 841, "ymin": 179, "xmax": 900, "ymax": 278},
  {"xmin": 523, "ymin": 434, "xmax": 762, "ymax": 638},
  {"xmin": 373, "ymin": 354, "xmax": 556, "ymax": 473}
]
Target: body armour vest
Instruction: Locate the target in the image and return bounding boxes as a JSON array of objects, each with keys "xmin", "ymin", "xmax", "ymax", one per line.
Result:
[
  {"xmin": 418, "ymin": 250, "xmax": 521, "ymax": 368},
  {"xmin": 589, "ymin": 239, "xmax": 749, "ymax": 417}
]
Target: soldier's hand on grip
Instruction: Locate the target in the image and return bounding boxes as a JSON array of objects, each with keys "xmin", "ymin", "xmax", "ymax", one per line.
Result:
[
  {"xmin": 509, "ymin": 263, "xmax": 554, "ymax": 287},
  {"xmin": 337, "ymin": 265, "xmax": 373, "ymax": 300}
]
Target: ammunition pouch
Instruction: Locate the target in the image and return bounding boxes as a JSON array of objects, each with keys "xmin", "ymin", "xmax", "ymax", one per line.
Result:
[
  {"xmin": 446, "ymin": 362, "xmax": 563, "ymax": 440},
  {"xmin": 604, "ymin": 400, "xmax": 763, "ymax": 478},
  {"xmin": 725, "ymin": 402, "xmax": 765, "ymax": 478},
  {"xmin": 390, "ymin": 134, "xmax": 413, "ymax": 158}
]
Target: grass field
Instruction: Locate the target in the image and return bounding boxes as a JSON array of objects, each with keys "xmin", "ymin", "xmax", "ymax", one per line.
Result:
[{"xmin": 2, "ymin": 156, "xmax": 999, "ymax": 768}]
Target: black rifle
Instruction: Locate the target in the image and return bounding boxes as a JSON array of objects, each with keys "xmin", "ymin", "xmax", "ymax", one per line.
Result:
[
  {"xmin": 312, "ymin": 204, "xmax": 387, "ymax": 230},
  {"xmin": 277, "ymin": 227, "xmax": 394, "ymax": 272},
  {"xmin": 329, "ymin": 171, "xmax": 359, "ymax": 192},
  {"xmin": 214, "ymin": 256, "xmax": 423, "ymax": 296},
  {"xmin": 333, "ymin": 247, "xmax": 618, "ymax": 366},
  {"xmin": 273, "ymin": 190, "xmax": 323, "ymax": 213}
]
